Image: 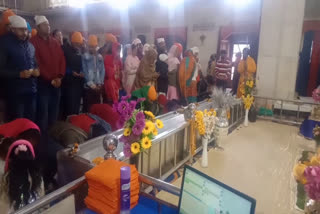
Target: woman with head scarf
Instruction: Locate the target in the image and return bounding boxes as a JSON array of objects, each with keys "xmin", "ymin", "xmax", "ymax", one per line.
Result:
[
  {"xmin": 104, "ymin": 42, "xmax": 122, "ymax": 103},
  {"xmin": 167, "ymin": 43, "xmax": 183, "ymax": 101},
  {"xmin": 179, "ymin": 47, "xmax": 199, "ymax": 103},
  {"xmin": 124, "ymin": 39, "xmax": 141, "ymax": 94},
  {"xmin": 134, "ymin": 46, "xmax": 159, "ymax": 90}
]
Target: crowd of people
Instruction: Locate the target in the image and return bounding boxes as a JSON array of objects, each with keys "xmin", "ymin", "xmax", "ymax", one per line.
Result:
[{"xmin": 0, "ymin": 9, "xmax": 257, "ymax": 212}]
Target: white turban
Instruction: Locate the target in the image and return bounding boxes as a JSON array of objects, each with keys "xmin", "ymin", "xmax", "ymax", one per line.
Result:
[
  {"xmin": 191, "ymin": 47, "xmax": 199, "ymax": 55},
  {"xmin": 8, "ymin": 15, "xmax": 27, "ymax": 28},
  {"xmin": 34, "ymin": 15, "xmax": 49, "ymax": 26},
  {"xmin": 157, "ymin": 38, "xmax": 165, "ymax": 44},
  {"xmin": 132, "ymin": 38, "xmax": 142, "ymax": 46},
  {"xmin": 159, "ymin": 54, "xmax": 168, "ymax": 62}
]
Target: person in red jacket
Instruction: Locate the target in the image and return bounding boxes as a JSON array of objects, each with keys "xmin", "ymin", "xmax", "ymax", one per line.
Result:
[
  {"xmin": 30, "ymin": 15, "xmax": 66, "ymax": 132},
  {"xmin": 104, "ymin": 42, "xmax": 122, "ymax": 103}
]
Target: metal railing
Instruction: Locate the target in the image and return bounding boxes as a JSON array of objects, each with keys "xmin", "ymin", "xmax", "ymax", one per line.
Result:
[
  {"xmin": 13, "ymin": 173, "xmax": 180, "ymax": 214},
  {"xmin": 254, "ymin": 96, "xmax": 320, "ymax": 125}
]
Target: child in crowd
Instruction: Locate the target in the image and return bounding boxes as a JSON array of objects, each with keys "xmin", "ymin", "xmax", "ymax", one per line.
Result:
[{"xmin": 0, "ymin": 140, "xmax": 43, "ymax": 212}]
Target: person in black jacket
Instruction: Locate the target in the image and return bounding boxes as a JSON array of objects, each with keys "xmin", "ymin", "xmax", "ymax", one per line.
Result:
[
  {"xmin": 0, "ymin": 15, "xmax": 39, "ymax": 122},
  {"xmin": 155, "ymin": 37, "xmax": 169, "ymax": 95},
  {"xmin": 61, "ymin": 31, "xmax": 84, "ymax": 118}
]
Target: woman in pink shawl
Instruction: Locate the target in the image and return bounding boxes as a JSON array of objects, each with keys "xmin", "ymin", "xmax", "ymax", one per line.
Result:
[
  {"xmin": 167, "ymin": 43, "xmax": 183, "ymax": 100},
  {"xmin": 124, "ymin": 39, "xmax": 141, "ymax": 94}
]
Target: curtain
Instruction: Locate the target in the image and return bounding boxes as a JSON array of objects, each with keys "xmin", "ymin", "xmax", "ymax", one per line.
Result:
[
  {"xmin": 296, "ymin": 31, "xmax": 314, "ymax": 96},
  {"xmin": 307, "ymin": 32, "xmax": 320, "ymax": 96}
]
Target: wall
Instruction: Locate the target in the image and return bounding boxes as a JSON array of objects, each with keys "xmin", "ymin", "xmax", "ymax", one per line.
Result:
[
  {"xmin": 36, "ymin": 0, "xmax": 261, "ymax": 75},
  {"xmin": 256, "ymin": 0, "xmax": 305, "ymax": 99}
]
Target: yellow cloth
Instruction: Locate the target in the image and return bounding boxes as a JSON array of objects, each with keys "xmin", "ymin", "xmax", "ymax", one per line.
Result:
[
  {"xmin": 237, "ymin": 56, "xmax": 256, "ymax": 98},
  {"xmin": 71, "ymin": 31, "xmax": 83, "ymax": 44},
  {"xmin": 88, "ymin": 35, "xmax": 98, "ymax": 47},
  {"xmin": 105, "ymin": 33, "xmax": 117, "ymax": 43}
]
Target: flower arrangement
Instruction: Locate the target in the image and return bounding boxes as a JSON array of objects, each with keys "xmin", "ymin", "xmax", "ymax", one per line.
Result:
[
  {"xmin": 113, "ymin": 96, "xmax": 164, "ymax": 157},
  {"xmin": 194, "ymin": 109, "xmax": 217, "ymax": 139},
  {"xmin": 293, "ymin": 149, "xmax": 320, "ymax": 201},
  {"xmin": 241, "ymin": 80, "xmax": 255, "ymax": 110}
]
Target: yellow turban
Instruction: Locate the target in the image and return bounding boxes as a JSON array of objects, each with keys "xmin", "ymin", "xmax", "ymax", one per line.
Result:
[
  {"xmin": 71, "ymin": 31, "xmax": 83, "ymax": 44},
  {"xmin": 88, "ymin": 35, "xmax": 98, "ymax": 47},
  {"xmin": 147, "ymin": 86, "xmax": 157, "ymax": 101},
  {"xmin": 105, "ymin": 33, "xmax": 117, "ymax": 43}
]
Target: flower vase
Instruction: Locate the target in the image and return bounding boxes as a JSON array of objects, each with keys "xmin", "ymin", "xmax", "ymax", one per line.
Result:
[
  {"xmin": 244, "ymin": 109, "xmax": 249, "ymax": 127},
  {"xmin": 201, "ymin": 138, "xmax": 208, "ymax": 168}
]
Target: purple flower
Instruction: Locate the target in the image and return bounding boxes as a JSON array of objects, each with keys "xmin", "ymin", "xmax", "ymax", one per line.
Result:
[
  {"xmin": 137, "ymin": 98, "xmax": 146, "ymax": 103},
  {"xmin": 304, "ymin": 166, "xmax": 320, "ymax": 200},
  {"xmin": 121, "ymin": 95, "xmax": 131, "ymax": 101},
  {"xmin": 136, "ymin": 111, "xmax": 145, "ymax": 122},
  {"xmin": 119, "ymin": 135, "xmax": 129, "ymax": 144},
  {"xmin": 129, "ymin": 101, "xmax": 137, "ymax": 111},
  {"xmin": 123, "ymin": 143, "xmax": 132, "ymax": 158},
  {"xmin": 132, "ymin": 120, "xmax": 145, "ymax": 135},
  {"xmin": 117, "ymin": 101, "xmax": 129, "ymax": 115},
  {"xmin": 305, "ymin": 166, "xmax": 320, "ymax": 183}
]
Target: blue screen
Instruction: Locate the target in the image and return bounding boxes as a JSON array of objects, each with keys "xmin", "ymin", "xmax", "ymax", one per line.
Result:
[{"xmin": 179, "ymin": 168, "xmax": 253, "ymax": 214}]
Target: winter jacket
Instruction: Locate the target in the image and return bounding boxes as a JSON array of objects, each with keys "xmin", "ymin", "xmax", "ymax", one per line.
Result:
[{"xmin": 0, "ymin": 33, "xmax": 37, "ymax": 95}]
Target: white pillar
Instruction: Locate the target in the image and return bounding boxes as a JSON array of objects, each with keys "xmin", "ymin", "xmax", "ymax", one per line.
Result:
[{"xmin": 256, "ymin": 0, "xmax": 305, "ymax": 99}]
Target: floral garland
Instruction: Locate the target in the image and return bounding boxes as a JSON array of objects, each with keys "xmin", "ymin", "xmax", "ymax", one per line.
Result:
[
  {"xmin": 113, "ymin": 96, "xmax": 164, "ymax": 157},
  {"xmin": 293, "ymin": 126, "xmax": 320, "ymax": 200},
  {"xmin": 241, "ymin": 80, "xmax": 255, "ymax": 110},
  {"xmin": 194, "ymin": 109, "xmax": 217, "ymax": 140}
]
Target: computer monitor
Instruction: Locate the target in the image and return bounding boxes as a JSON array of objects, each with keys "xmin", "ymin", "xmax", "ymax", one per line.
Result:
[{"xmin": 178, "ymin": 166, "xmax": 256, "ymax": 214}]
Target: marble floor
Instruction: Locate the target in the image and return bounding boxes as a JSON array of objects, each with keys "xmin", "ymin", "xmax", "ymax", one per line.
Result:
[{"xmin": 157, "ymin": 120, "xmax": 314, "ymax": 214}]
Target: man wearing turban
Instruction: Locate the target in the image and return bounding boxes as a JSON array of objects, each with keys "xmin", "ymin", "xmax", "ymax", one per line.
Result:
[
  {"xmin": 0, "ymin": 15, "xmax": 39, "ymax": 122},
  {"xmin": 82, "ymin": 35, "xmax": 105, "ymax": 112},
  {"xmin": 30, "ymin": 15, "xmax": 66, "ymax": 132},
  {"xmin": 61, "ymin": 32, "xmax": 85, "ymax": 118}
]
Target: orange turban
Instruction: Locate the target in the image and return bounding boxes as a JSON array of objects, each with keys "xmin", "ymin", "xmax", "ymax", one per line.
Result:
[
  {"xmin": 105, "ymin": 33, "xmax": 117, "ymax": 43},
  {"xmin": 31, "ymin": 29, "xmax": 37, "ymax": 37},
  {"xmin": 1, "ymin": 9, "xmax": 15, "ymax": 25},
  {"xmin": 71, "ymin": 31, "xmax": 83, "ymax": 44},
  {"xmin": 0, "ymin": 9, "xmax": 15, "ymax": 36},
  {"xmin": 88, "ymin": 35, "xmax": 98, "ymax": 47}
]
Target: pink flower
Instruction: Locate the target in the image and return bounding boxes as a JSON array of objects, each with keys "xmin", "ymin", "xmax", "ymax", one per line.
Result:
[
  {"xmin": 132, "ymin": 120, "xmax": 145, "ymax": 135},
  {"xmin": 304, "ymin": 166, "xmax": 320, "ymax": 200},
  {"xmin": 121, "ymin": 95, "xmax": 131, "ymax": 101},
  {"xmin": 117, "ymin": 101, "xmax": 129, "ymax": 115},
  {"xmin": 136, "ymin": 111, "xmax": 145, "ymax": 122},
  {"xmin": 123, "ymin": 143, "xmax": 132, "ymax": 158}
]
